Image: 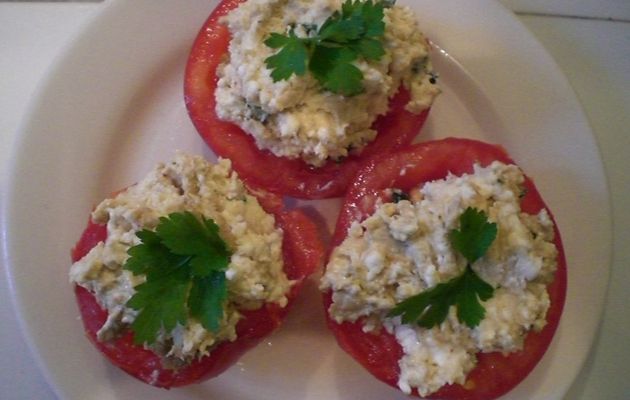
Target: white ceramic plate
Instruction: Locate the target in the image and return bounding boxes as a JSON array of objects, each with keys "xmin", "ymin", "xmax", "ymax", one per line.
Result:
[{"xmin": 1, "ymin": 1, "xmax": 611, "ymax": 399}]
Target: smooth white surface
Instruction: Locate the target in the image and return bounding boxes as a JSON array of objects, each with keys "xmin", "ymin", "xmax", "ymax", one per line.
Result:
[
  {"xmin": 500, "ymin": 0, "xmax": 630, "ymax": 20},
  {"xmin": 0, "ymin": 1, "xmax": 626, "ymax": 400},
  {"xmin": 0, "ymin": 5, "xmax": 101, "ymax": 400},
  {"xmin": 0, "ymin": 3, "xmax": 100, "ymax": 187},
  {"xmin": 516, "ymin": 17, "xmax": 630, "ymax": 400}
]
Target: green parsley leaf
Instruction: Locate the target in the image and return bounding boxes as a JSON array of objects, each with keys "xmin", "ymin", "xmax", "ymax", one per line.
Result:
[
  {"xmin": 350, "ymin": 0, "xmax": 386, "ymax": 37},
  {"xmin": 449, "ymin": 207, "xmax": 498, "ymax": 264},
  {"xmin": 389, "ymin": 266, "xmax": 495, "ymax": 329},
  {"xmin": 155, "ymin": 211, "xmax": 230, "ymax": 277},
  {"xmin": 264, "ymin": 0, "xmax": 387, "ymax": 95},
  {"xmin": 264, "ymin": 32, "xmax": 292, "ymax": 48},
  {"xmin": 318, "ymin": 13, "xmax": 363, "ymax": 42},
  {"xmin": 127, "ymin": 268, "xmax": 190, "ymax": 345},
  {"xmin": 456, "ymin": 267, "xmax": 494, "ymax": 327},
  {"xmin": 264, "ymin": 32, "xmax": 309, "ymax": 81},
  {"xmin": 123, "ymin": 212, "xmax": 231, "ymax": 345},
  {"xmin": 310, "ymin": 46, "xmax": 363, "ymax": 96},
  {"xmin": 388, "ymin": 207, "xmax": 497, "ymax": 329},
  {"xmin": 352, "ymin": 37, "xmax": 385, "ymax": 61},
  {"xmin": 188, "ymin": 272, "xmax": 228, "ymax": 333},
  {"xmin": 124, "ymin": 230, "xmax": 189, "ymax": 276}
]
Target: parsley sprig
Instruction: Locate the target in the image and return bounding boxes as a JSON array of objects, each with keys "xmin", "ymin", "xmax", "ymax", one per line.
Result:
[
  {"xmin": 389, "ymin": 207, "xmax": 497, "ymax": 328},
  {"xmin": 264, "ymin": 0, "xmax": 389, "ymax": 96},
  {"xmin": 123, "ymin": 212, "xmax": 231, "ymax": 345}
]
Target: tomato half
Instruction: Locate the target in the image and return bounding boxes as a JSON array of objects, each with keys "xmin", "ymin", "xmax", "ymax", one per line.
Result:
[
  {"xmin": 184, "ymin": 0, "xmax": 431, "ymax": 199},
  {"xmin": 71, "ymin": 188, "xmax": 324, "ymax": 388},
  {"xmin": 325, "ymin": 138, "xmax": 567, "ymax": 400}
]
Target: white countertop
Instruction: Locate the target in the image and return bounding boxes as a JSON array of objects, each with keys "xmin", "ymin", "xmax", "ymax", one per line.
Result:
[{"xmin": 1, "ymin": 1, "xmax": 628, "ymax": 399}]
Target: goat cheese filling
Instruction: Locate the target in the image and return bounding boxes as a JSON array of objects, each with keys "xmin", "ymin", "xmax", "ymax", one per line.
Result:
[
  {"xmin": 321, "ymin": 161, "xmax": 558, "ymax": 396},
  {"xmin": 70, "ymin": 154, "xmax": 290, "ymax": 364},
  {"xmin": 215, "ymin": 0, "xmax": 441, "ymax": 166}
]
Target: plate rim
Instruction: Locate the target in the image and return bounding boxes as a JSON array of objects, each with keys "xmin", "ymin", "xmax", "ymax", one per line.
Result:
[{"xmin": 0, "ymin": 0, "xmax": 612, "ymax": 399}]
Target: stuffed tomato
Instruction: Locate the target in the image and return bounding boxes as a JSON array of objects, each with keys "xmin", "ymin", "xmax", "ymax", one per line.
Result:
[
  {"xmin": 321, "ymin": 138, "xmax": 567, "ymax": 399},
  {"xmin": 70, "ymin": 153, "xmax": 323, "ymax": 388},
  {"xmin": 184, "ymin": 0, "xmax": 440, "ymax": 199}
]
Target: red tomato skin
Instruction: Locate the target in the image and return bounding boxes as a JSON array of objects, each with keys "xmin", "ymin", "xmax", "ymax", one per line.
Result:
[
  {"xmin": 325, "ymin": 138, "xmax": 567, "ymax": 400},
  {"xmin": 184, "ymin": 0, "xmax": 431, "ymax": 199},
  {"xmin": 71, "ymin": 193, "xmax": 323, "ymax": 388}
]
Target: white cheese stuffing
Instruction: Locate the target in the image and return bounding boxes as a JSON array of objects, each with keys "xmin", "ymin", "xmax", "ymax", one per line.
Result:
[
  {"xmin": 215, "ymin": 0, "xmax": 441, "ymax": 166},
  {"xmin": 321, "ymin": 161, "xmax": 558, "ymax": 396},
  {"xmin": 69, "ymin": 153, "xmax": 291, "ymax": 363}
]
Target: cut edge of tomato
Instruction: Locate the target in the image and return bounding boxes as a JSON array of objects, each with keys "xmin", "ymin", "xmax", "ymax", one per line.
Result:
[
  {"xmin": 183, "ymin": 0, "xmax": 432, "ymax": 199},
  {"xmin": 71, "ymin": 187, "xmax": 323, "ymax": 388},
  {"xmin": 323, "ymin": 138, "xmax": 567, "ymax": 400}
]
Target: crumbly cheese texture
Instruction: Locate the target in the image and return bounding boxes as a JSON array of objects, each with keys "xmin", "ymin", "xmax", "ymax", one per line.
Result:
[
  {"xmin": 321, "ymin": 161, "xmax": 558, "ymax": 396},
  {"xmin": 69, "ymin": 154, "xmax": 290, "ymax": 363},
  {"xmin": 215, "ymin": 0, "xmax": 441, "ymax": 166}
]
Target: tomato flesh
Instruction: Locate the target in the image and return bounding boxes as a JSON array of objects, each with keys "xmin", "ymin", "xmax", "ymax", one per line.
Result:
[
  {"xmin": 326, "ymin": 138, "xmax": 567, "ymax": 400},
  {"xmin": 71, "ymin": 193, "xmax": 323, "ymax": 388},
  {"xmin": 184, "ymin": 0, "xmax": 431, "ymax": 199}
]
